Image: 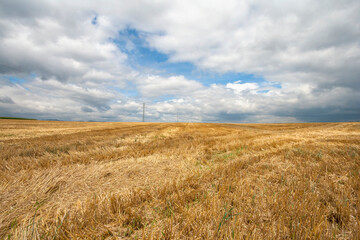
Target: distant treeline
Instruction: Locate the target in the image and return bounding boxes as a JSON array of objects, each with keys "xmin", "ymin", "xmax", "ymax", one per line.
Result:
[{"xmin": 0, "ymin": 117, "xmax": 37, "ymax": 120}]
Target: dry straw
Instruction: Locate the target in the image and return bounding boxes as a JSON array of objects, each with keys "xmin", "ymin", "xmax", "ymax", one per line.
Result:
[{"xmin": 0, "ymin": 120, "xmax": 359, "ymax": 239}]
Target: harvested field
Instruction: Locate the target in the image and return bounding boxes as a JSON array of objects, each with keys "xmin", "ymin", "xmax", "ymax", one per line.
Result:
[{"xmin": 1, "ymin": 120, "xmax": 360, "ymax": 239}]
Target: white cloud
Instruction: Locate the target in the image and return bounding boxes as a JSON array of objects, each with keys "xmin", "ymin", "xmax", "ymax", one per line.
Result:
[
  {"xmin": 142, "ymin": 0, "xmax": 360, "ymax": 89},
  {"xmin": 0, "ymin": 0, "xmax": 359, "ymax": 122},
  {"xmin": 226, "ymin": 81, "xmax": 259, "ymax": 94},
  {"xmin": 0, "ymin": 7, "xmax": 127, "ymax": 84},
  {"xmin": 137, "ymin": 75, "xmax": 203, "ymax": 98}
]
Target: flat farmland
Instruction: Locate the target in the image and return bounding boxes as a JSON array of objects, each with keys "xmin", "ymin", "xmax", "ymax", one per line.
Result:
[{"xmin": 1, "ymin": 120, "xmax": 360, "ymax": 239}]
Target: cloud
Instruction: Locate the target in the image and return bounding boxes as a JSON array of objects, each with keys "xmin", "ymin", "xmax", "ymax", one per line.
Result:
[
  {"xmin": 0, "ymin": 96, "xmax": 14, "ymax": 104},
  {"xmin": 226, "ymin": 81, "xmax": 259, "ymax": 94},
  {"xmin": 81, "ymin": 106, "xmax": 95, "ymax": 113},
  {"xmin": 137, "ymin": 75, "xmax": 203, "ymax": 98},
  {"xmin": 142, "ymin": 0, "xmax": 360, "ymax": 90},
  {"xmin": 0, "ymin": 3, "xmax": 128, "ymax": 84},
  {"xmin": 0, "ymin": 0, "xmax": 359, "ymax": 122},
  {"xmin": 1, "ymin": 75, "xmax": 359, "ymax": 122},
  {"xmin": 0, "ymin": 78, "xmax": 118, "ymax": 120}
]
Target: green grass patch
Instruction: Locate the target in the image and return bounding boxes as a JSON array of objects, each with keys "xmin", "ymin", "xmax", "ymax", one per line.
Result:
[{"xmin": 0, "ymin": 117, "xmax": 36, "ymax": 120}]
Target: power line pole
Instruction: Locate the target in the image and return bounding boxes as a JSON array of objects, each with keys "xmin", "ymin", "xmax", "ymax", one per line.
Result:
[{"xmin": 142, "ymin": 103, "xmax": 145, "ymax": 122}]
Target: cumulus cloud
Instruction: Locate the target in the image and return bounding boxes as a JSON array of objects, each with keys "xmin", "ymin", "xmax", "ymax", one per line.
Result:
[
  {"xmin": 0, "ymin": 1, "xmax": 129, "ymax": 85},
  {"xmin": 0, "ymin": 96, "xmax": 14, "ymax": 104},
  {"xmin": 226, "ymin": 81, "xmax": 259, "ymax": 94},
  {"xmin": 144, "ymin": 0, "xmax": 360, "ymax": 89},
  {"xmin": 0, "ymin": 0, "xmax": 359, "ymax": 122},
  {"xmin": 137, "ymin": 75, "xmax": 203, "ymax": 98}
]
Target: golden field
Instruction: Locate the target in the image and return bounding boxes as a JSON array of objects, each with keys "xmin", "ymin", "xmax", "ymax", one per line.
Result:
[{"xmin": 0, "ymin": 120, "xmax": 360, "ymax": 239}]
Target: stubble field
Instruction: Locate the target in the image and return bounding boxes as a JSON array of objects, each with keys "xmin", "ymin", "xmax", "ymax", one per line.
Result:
[{"xmin": 0, "ymin": 120, "xmax": 360, "ymax": 239}]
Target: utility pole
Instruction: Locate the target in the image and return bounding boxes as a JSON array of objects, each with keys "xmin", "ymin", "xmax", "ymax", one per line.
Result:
[
  {"xmin": 177, "ymin": 112, "xmax": 179, "ymax": 122},
  {"xmin": 142, "ymin": 103, "xmax": 145, "ymax": 122}
]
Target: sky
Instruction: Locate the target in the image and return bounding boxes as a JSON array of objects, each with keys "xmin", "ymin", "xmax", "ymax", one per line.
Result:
[{"xmin": 0, "ymin": 0, "xmax": 359, "ymax": 123}]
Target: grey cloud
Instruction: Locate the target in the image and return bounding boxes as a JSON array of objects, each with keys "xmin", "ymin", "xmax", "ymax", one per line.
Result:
[
  {"xmin": 0, "ymin": 2, "xmax": 127, "ymax": 83},
  {"xmin": 0, "ymin": 96, "xmax": 14, "ymax": 104},
  {"xmin": 1, "ymin": 0, "xmax": 359, "ymax": 90},
  {"xmin": 28, "ymin": 79, "xmax": 115, "ymax": 112},
  {"xmin": 0, "ymin": 79, "xmax": 139, "ymax": 121},
  {"xmin": 136, "ymin": 75, "xmax": 203, "ymax": 98},
  {"xmin": 0, "ymin": 0, "xmax": 50, "ymax": 19},
  {"xmin": 70, "ymin": 92, "xmax": 112, "ymax": 112},
  {"xmin": 81, "ymin": 106, "xmax": 95, "ymax": 112},
  {"xmin": 0, "ymin": 0, "xmax": 359, "ymax": 123},
  {"xmin": 1, "ymin": 77, "xmax": 359, "ymax": 123},
  {"xmin": 144, "ymin": 0, "xmax": 360, "ymax": 91},
  {"xmin": 275, "ymin": 107, "xmax": 360, "ymax": 123}
]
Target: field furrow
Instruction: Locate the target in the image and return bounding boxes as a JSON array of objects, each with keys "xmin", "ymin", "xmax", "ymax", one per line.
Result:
[{"xmin": 1, "ymin": 120, "xmax": 359, "ymax": 239}]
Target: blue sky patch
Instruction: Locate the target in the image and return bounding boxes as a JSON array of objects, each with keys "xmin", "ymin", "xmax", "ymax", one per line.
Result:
[
  {"xmin": 109, "ymin": 86, "xmax": 139, "ymax": 98},
  {"xmin": 5, "ymin": 75, "xmax": 26, "ymax": 84},
  {"xmin": 257, "ymin": 90, "xmax": 270, "ymax": 93},
  {"xmin": 114, "ymin": 27, "xmax": 273, "ymax": 87},
  {"xmin": 115, "ymin": 28, "xmax": 167, "ymax": 66},
  {"xmin": 91, "ymin": 15, "xmax": 97, "ymax": 25}
]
